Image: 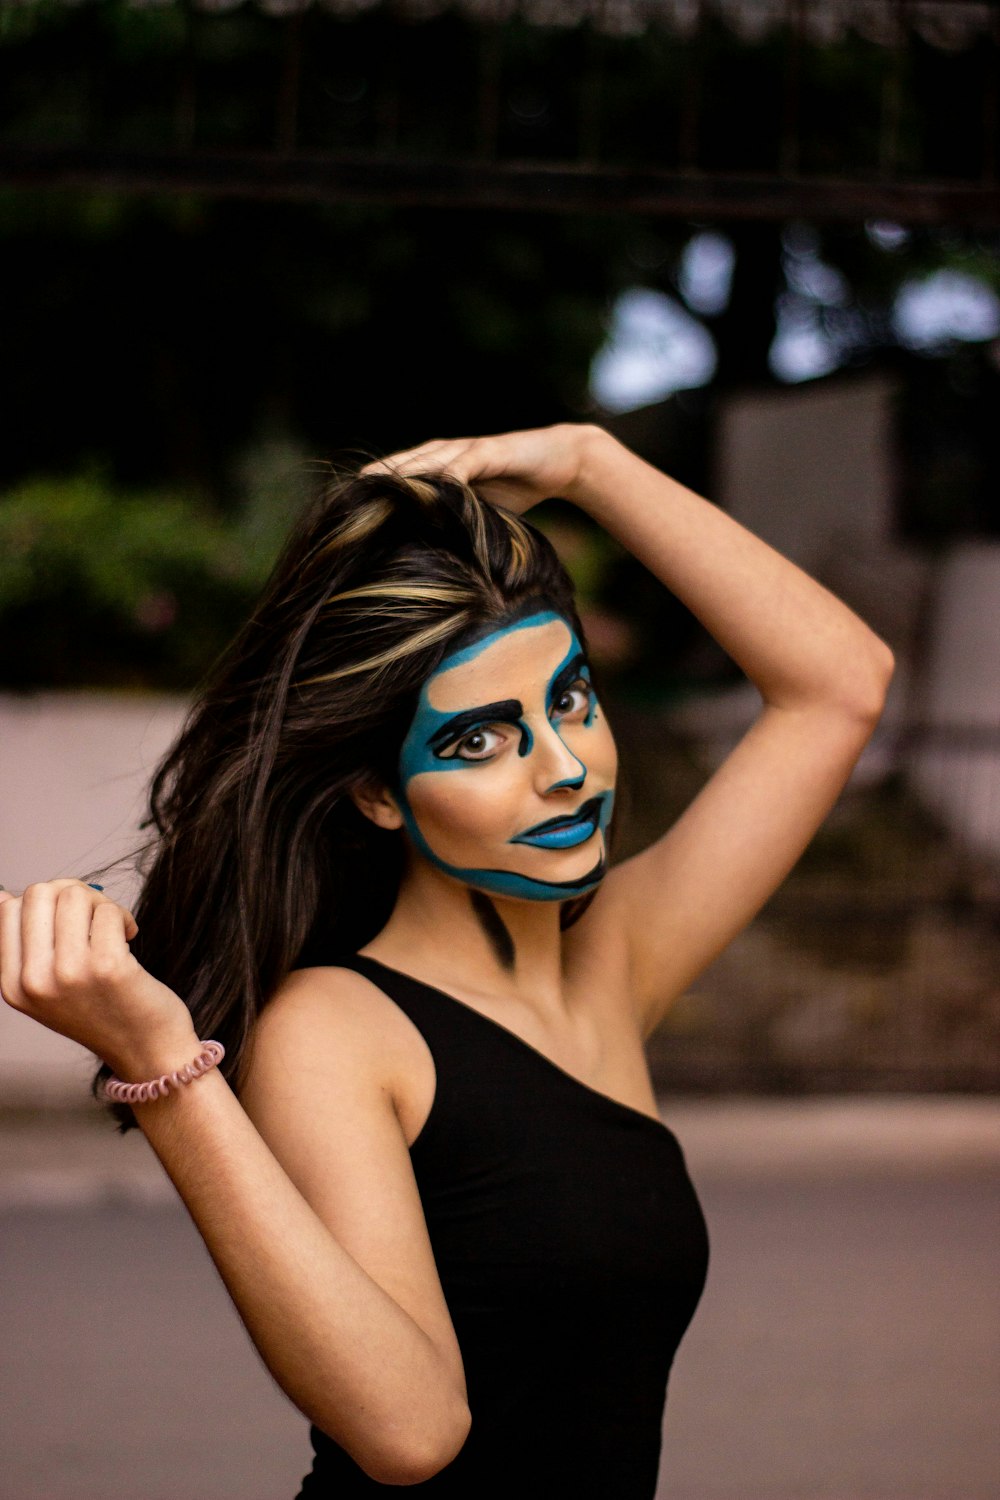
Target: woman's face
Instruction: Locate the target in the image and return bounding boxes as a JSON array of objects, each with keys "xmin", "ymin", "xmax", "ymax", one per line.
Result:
[{"xmin": 395, "ymin": 605, "xmax": 617, "ymax": 901}]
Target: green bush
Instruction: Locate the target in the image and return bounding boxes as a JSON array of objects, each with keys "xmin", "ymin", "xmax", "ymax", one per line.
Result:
[{"xmin": 0, "ymin": 474, "xmax": 284, "ymax": 690}]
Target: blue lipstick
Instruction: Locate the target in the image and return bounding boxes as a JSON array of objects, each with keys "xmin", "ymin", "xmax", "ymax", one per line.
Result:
[{"xmin": 510, "ymin": 795, "xmax": 604, "ymax": 850}]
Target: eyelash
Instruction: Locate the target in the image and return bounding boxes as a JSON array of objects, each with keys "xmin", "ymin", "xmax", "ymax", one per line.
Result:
[{"xmin": 446, "ymin": 678, "xmax": 594, "ymax": 763}]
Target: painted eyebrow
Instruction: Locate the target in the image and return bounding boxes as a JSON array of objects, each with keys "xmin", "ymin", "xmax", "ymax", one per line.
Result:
[
  {"xmin": 548, "ymin": 651, "xmax": 591, "ymax": 707},
  {"xmin": 426, "ymin": 698, "xmax": 524, "ymax": 753}
]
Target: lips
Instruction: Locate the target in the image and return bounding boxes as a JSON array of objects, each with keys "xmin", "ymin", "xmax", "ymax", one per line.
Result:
[
  {"xmin": 517, "ymin": 796, "xmax": 603, "ymax": 836},
  {"xmin": 511, "ymin": 796, "xmax": 603, "ymax": 846}
]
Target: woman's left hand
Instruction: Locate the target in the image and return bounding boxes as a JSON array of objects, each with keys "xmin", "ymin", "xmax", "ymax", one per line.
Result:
[
  {"xmin": 0, "ymin": 880, "xmax": 197, "ymax": 1077},
  {"xmin": 361, "ymin": 423, "xmax": 604, "ymax": 516}
]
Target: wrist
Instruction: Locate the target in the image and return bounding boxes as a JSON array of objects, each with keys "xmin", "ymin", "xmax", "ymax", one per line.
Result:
[
  {"xmin": 102, "ymin": 1020, "xmax": 203, "ymax": 1084},
  {"xmin": 562, "ymin": 425, "xmax": 628, "ymax": 518},
  {"xmin": 102, "ymin": 1036, "xmax": 224, "ymax": 1108}
]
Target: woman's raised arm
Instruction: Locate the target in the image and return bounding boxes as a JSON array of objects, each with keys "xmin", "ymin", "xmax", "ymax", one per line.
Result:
[
  {"xmin": 565, "ymin": 427, "xmax": 894, "ymax": 1024},
  {"xmin": 0, "ymin": 880, "xmax": 470, "ymax": 1484},
  {"xmin": 372, "ymin": 423, "xmax": 894, "ymax": 1031}
]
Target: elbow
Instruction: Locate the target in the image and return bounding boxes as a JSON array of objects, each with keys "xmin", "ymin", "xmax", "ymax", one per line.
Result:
[
  {"xmin": 870, "ymin": 634, "xmax": 896, "ymax": 689},
  {"xmin": 851, "ymin": 635, "xmax": 895, "ymax": 725},
  {"xmin": 391, "ymin": 1403, "xmax": 472, "ymax": 1486},
  {"xmin": 823, "ymin": 631, "xmax": 893, "ymax": 729},
  {"xmin": 359, "ymin": 1396, "xmax": 472, "ymax": 1487}
]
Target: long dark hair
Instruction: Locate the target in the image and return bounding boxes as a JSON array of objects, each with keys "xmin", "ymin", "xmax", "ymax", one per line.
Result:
[{"xmin": 95, "ymin": 469, "xmax": 608, "ymax": 1130}]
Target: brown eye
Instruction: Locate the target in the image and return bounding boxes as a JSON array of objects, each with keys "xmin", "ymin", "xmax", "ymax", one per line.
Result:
[
  {"xmin": 553, "ymin": 679, "xmax": 593, "ymax": 718},
  {"xmin": 447, "ymin": 726, "xmax": 507, "ymax": 762}
]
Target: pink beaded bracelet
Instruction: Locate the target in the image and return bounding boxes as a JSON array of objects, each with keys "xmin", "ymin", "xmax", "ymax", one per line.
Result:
[{"xmin": 101, "ymin": 1040, "xmax": 225, "ymax": 1105}]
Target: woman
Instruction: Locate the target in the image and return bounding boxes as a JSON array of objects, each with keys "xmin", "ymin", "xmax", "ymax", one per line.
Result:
[{"xmin": 0, "ymin": 423, "xmax": 893, "ymax": 1496}]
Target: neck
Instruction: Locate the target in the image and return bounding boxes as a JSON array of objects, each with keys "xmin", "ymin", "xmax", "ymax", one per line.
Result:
[{"xmin": 364, "ymin": 855, "xmax": 571, "ymax": 1007}]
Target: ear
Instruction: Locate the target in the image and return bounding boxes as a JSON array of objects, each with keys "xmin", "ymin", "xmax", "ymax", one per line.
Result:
[{"xmin": 349, "ymin": 776, "xmax": 405, "ymax": 832}]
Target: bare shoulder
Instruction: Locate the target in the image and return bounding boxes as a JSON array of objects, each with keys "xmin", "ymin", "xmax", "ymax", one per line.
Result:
[
  {"xmin": 257, "ymin": 961, "xmax": 408, "ymax": 1037},
  {"xmin": 244, "ymin": 963, "xmax": 434, "ymax": 1149}
]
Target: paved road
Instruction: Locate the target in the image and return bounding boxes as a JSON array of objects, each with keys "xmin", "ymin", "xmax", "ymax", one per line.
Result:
[{"xmin": 1, "ymin": 1099, "xmax": 997, "ymax": 1500}]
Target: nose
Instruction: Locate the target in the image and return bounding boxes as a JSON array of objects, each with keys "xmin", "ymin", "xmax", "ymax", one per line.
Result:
[{"xmin": 532, "ymin": 717, "xmax": 587, "ymax": 794}]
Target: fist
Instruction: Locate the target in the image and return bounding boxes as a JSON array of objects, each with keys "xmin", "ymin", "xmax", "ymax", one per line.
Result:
[{"xmin": 0, "ymin": 880, "xmax": 193, "ymax": 1074}]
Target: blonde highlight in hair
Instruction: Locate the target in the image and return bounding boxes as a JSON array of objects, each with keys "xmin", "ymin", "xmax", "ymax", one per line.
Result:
[
  {"xmin": 501, "ymin": 510, "xmax": 534, "ymax": 583},
  {"xmin": 316, "ymin": 496, "xmax": 394, "ymax": 553},
  {"xmin": 319, "ymin": 581, "xmax": 475, "ymax": 613},
  {"xmin": 300, "ymin": 612, "xmax": 476, "ymax": 687},
  {"xmin": 96, "ymin": 463, "xmax": 605, "ymax": 1132}
]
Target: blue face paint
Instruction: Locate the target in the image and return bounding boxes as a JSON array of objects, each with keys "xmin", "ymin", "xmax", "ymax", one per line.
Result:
[
  {"xmin": 395, "ymin": 606, "xmax": 615, "ymax": 901},
  {"xmin": 509, "ymin": 793, "xmax": 608, "ymax": 850}
]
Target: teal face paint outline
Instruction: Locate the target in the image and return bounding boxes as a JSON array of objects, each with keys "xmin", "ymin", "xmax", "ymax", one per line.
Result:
[{"xmin": 395, "ymin": 607, "xmax": 615, "ymax": 901}]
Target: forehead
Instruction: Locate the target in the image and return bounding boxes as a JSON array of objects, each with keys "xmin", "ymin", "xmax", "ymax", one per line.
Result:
[{"xmin": 424, "ymin": 612, "xmax": 576, "ymax": 711}]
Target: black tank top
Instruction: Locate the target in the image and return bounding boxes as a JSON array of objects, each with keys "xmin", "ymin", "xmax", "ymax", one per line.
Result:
[{"xmin": 295, "ymin": 953, "xmax": 709, "ymax": 1499}]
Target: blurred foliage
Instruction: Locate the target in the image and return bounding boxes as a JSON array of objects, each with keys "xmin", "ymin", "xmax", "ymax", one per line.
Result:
[
  {"xmin": 0, "ymin": 470, "xmax": 289, "ymax": 689},
  {"xmin": 1, "ymin": 196, "xmax": 996, "ymax": 690},
  {"xmin": 0, "ymin": 0, "xmax": 997, "ymax": 689},
  {"xmin": 0, "ymin": 191, "xmax": 640, "ymax": 496},
  {"xmin": 0, "ymin": 186, "xmax": 994, "ymax": 509}
]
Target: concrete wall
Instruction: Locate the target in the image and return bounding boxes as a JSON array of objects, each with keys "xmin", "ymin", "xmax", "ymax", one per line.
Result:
[{"xmin": 0, "ymin": 693, "xmax": 187, "ymax": 1105}]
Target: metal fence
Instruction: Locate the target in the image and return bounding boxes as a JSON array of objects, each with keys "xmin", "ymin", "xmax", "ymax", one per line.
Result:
[{"xmin": 1, "ymin": 0, "xmax": 998, "ymax": 224}]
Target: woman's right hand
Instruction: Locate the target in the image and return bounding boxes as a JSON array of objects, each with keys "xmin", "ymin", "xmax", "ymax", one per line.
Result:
[{"xmin": 0, "ymin": 879, "xmax": 197, "ymax": 1076}]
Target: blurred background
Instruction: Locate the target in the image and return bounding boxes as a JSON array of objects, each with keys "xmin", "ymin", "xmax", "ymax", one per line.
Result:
[{"xmin": 0, "ymin": 1, "xmax": 998, "ymax": 1496}]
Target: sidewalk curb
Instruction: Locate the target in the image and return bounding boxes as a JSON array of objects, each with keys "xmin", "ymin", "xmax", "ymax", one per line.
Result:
[{"xmin": 1, "ymin": 1095, "xmax": 997, "ymax": 1208}]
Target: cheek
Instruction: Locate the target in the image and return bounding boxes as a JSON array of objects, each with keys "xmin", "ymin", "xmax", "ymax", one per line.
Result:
[
  {"xmin": 405, "ymin": 768, "xmax": 517, "ymax": 847},
  {"xmin": 595, "ymin": 719, "xmax": 618, "ymax": 779}
]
